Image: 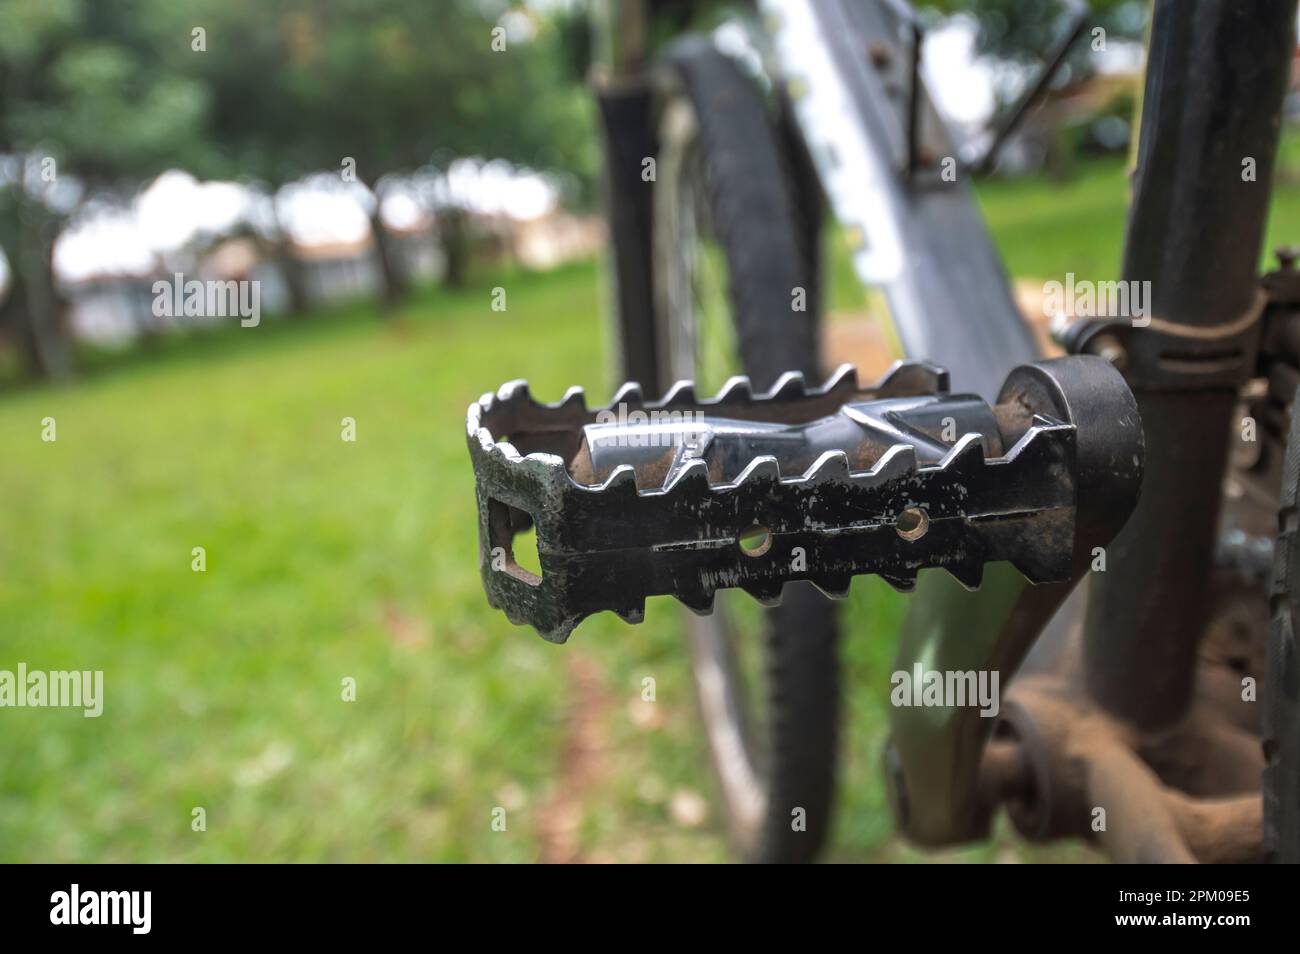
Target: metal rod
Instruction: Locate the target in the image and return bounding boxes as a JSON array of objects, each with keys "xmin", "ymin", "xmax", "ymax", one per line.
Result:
[
  {"xmin": 974, "ymin": 0, "xmax": 1089, "ymax": 175},
  {"xmin": 1085, "ymin": 733, "xmax": 1197, "ymax": 864},
  {"xmin": 1081, "ymin": 0, "xmax": 1298, "ymax": 729},
  {"xmin": 906, "ymin": 21, "xmax": 923, "ymax": 175}
]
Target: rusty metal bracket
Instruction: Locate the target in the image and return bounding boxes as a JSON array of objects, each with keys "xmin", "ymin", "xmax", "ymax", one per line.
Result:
[{"xmin": 1063, "ymin": 291, "xmax": 1267, "ymax": 393}]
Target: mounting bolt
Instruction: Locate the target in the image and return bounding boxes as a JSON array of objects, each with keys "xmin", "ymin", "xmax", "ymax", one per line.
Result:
[
  {"xmin": 1089, "ymin": 334, "xmax": 1128, "ymax": 371},
  {"xmin": 869, "ymin": 41, "xmax": 892, "ymax": 69}
]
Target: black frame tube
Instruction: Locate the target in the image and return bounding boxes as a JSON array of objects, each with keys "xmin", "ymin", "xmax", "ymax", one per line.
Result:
[{"xmin": 1081, "ymin": 0, "xmax": 1298, "ymax": 729}]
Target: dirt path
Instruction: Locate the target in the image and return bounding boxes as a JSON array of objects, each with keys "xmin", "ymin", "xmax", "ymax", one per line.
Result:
[{"xmin": 536, "ymin": 653, "xmax": 613, "ymax": 863}]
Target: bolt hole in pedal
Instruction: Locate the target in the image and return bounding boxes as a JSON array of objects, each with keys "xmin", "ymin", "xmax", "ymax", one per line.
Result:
[
  {"xmin": 738, "ymin": 525, "xmax": 772, "ymax": 557},
  {"xmin": 466, "ymin": 358, "xmax": 1143, "ymax": 642},
  {"xmin": 896, "ymin": 506, "xmax": 929, "ymax": 541}
]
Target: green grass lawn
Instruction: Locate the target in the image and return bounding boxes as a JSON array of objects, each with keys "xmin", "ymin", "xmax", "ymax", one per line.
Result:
[{"xmin": 1, "ymin": 142, "xmax": 1297, "ymax": 863}]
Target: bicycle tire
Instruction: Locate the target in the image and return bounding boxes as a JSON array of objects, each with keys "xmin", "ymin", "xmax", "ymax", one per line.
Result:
[{"xmin": 637, "ymin": 38, "xmax": 841, "ymax": 863}]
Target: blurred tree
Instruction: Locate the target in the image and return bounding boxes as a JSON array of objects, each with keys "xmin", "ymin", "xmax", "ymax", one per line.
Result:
[
  {"xmin": 925, "ymin": 0, "xmax": 1149, "ymax": 98},
  {"xmin": 0, "ymin": 0, "xmax": 596, "ymax": 377},
  {"xmin": 923, "ymin": 0, "xmax": 1146, "ymax": 178},
  {"xmin": 924, "ymin": 0, "xmax": 1146, "ymax": 82},
  {"xmin": 185, "ymin": 0, "xmax": 595, "ymax": 299},
  {"xmin": 0, "ymin": 0, "xmax": 210, "ymax": 377}
]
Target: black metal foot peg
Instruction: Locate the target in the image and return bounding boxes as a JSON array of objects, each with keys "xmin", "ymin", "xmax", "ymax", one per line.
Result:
[{"xmin": 465, "ymin": 357, "xmax": 1143, "ymax": 642}]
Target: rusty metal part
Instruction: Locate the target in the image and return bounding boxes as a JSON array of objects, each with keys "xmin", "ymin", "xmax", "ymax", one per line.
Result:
[
  {"xmin": 1169, "ymin": 793, "xmax": 1264, "ymax": 866},
  {"xmin": 993, "ymin": 680, "xmax": 1265, "ymax": 864},
  {"xmin": 1136, "ymin": 705, "xmax": 1264, "ymax": 798},
  {"xmin": 1085, "ymin": 733, "xmax": 1198, "ymax": 864},
  {"xmin": 977, "ymin": 737, "xmax": 1031, "ymax": 806}
]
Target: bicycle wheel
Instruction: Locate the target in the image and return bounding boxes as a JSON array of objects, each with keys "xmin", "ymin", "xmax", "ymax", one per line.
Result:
[{"xmin": 637, "ymin": 39, "xmax": 840, "ymax": 863}]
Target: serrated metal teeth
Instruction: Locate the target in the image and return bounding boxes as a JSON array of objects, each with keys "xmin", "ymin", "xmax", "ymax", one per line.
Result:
[
  {"xmin": 1005, "ymin": 422, "xmax": 1070, "ymax": 461},
  {"xmin": 803, "ymin": 450, "xmax": 853, "ymax": 483},
  {"xmin": 596, "ymin": 465, "xmax": 639, "ymax": 493},
  {"xmin": 466, "ymin": 401, "xmax": 485, "ymax": 437},
  {"xmin": 741, "ymin": 580, "xmax": 785, "ymax": 606},
  {"xmin": 659, "ymin": 380, "xmax": 698, "ymax": 405},
  {"xmin": 733, "ymin": 455, "xmax": 781, "ymax": 486},
  {"xmin": 664, "ymin": 457, "xmax": 712, "ymax": 493},
  {"xmin": 869, "ymin": 444, "xmax": 919, "ymax": 481},
  {"xmin": 767, "ymin": 371, "xmax": 808, "ymax": 400},
  {"xmin": 612, "ymin": 603, "xmax": 646, "ymax": 625},
  {"xmin": 608, "ymin": 381, "xmax": 645, "ymax": 407},
  {"xmin": 1008, "ymin": 552, "xmax": 1062, "ymax": 584},
  {"xmin": 945, "ymin": 560, "xmax": 985, "ymax": 590},
  {"xmin": 714, "ymin": 375, "xmax": 755, "ymax": 402},
  {"xmin": 675, "ymin": 588, "xmax": 717, "ymax": 615},
  {"xmin": 820, "ymin": 363, "xmax": 860, "ymax": 394},
  {"xmin": 497, "ymin": 379, "xmax": 531, "ymax": 403},
  {"xmin": 558, "ymin": 386, "xmax": 587, "ymax": 411},
  {"xmin": 939, "ymin": 433, "xmax": 986, "ymax": 474},
  {"xmin": 873, "ymin": 359, "xmax": 949, "ymax": 395},
  {"xmin": 811, "ymin": 573, "xmax": 852, "ymax": 599},
  {"xmin": 880, "ymin": 570, "xmax": 918, "ymax": 593}
]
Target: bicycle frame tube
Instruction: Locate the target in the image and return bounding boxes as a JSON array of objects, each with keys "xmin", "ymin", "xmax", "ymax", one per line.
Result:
[
  {"xmin": 757, "ymin": 0, "xmax": 1040, "ymax": 402},
  {"xmin": 1078, "ymin": 0, "xmax": 1297, "ymax": 731}
]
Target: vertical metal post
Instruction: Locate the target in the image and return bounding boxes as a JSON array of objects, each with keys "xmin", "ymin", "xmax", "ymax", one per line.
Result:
[{"xmin": 1080, "ymin": 0, "xmax": 1298, "ymax": 728}]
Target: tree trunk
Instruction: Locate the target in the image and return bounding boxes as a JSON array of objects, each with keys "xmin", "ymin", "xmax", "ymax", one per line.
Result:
[
  {"xmin": 263, "ymin": 203, "xmax": 310, "ymax": 316},
  {"xmin": 278, "ymin": 248, "xmax": 311, "ymax": 316},
  {"xmin": 369, "ymin": 202, "xmax": 407, "ymax": 310},
  {"xmin": 5, "ymin": 193, "xmax": 72, "ymax": 380},
  {"xmin": 439, "ymin": 206, "xmax": 470, "ymax": 289}
]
